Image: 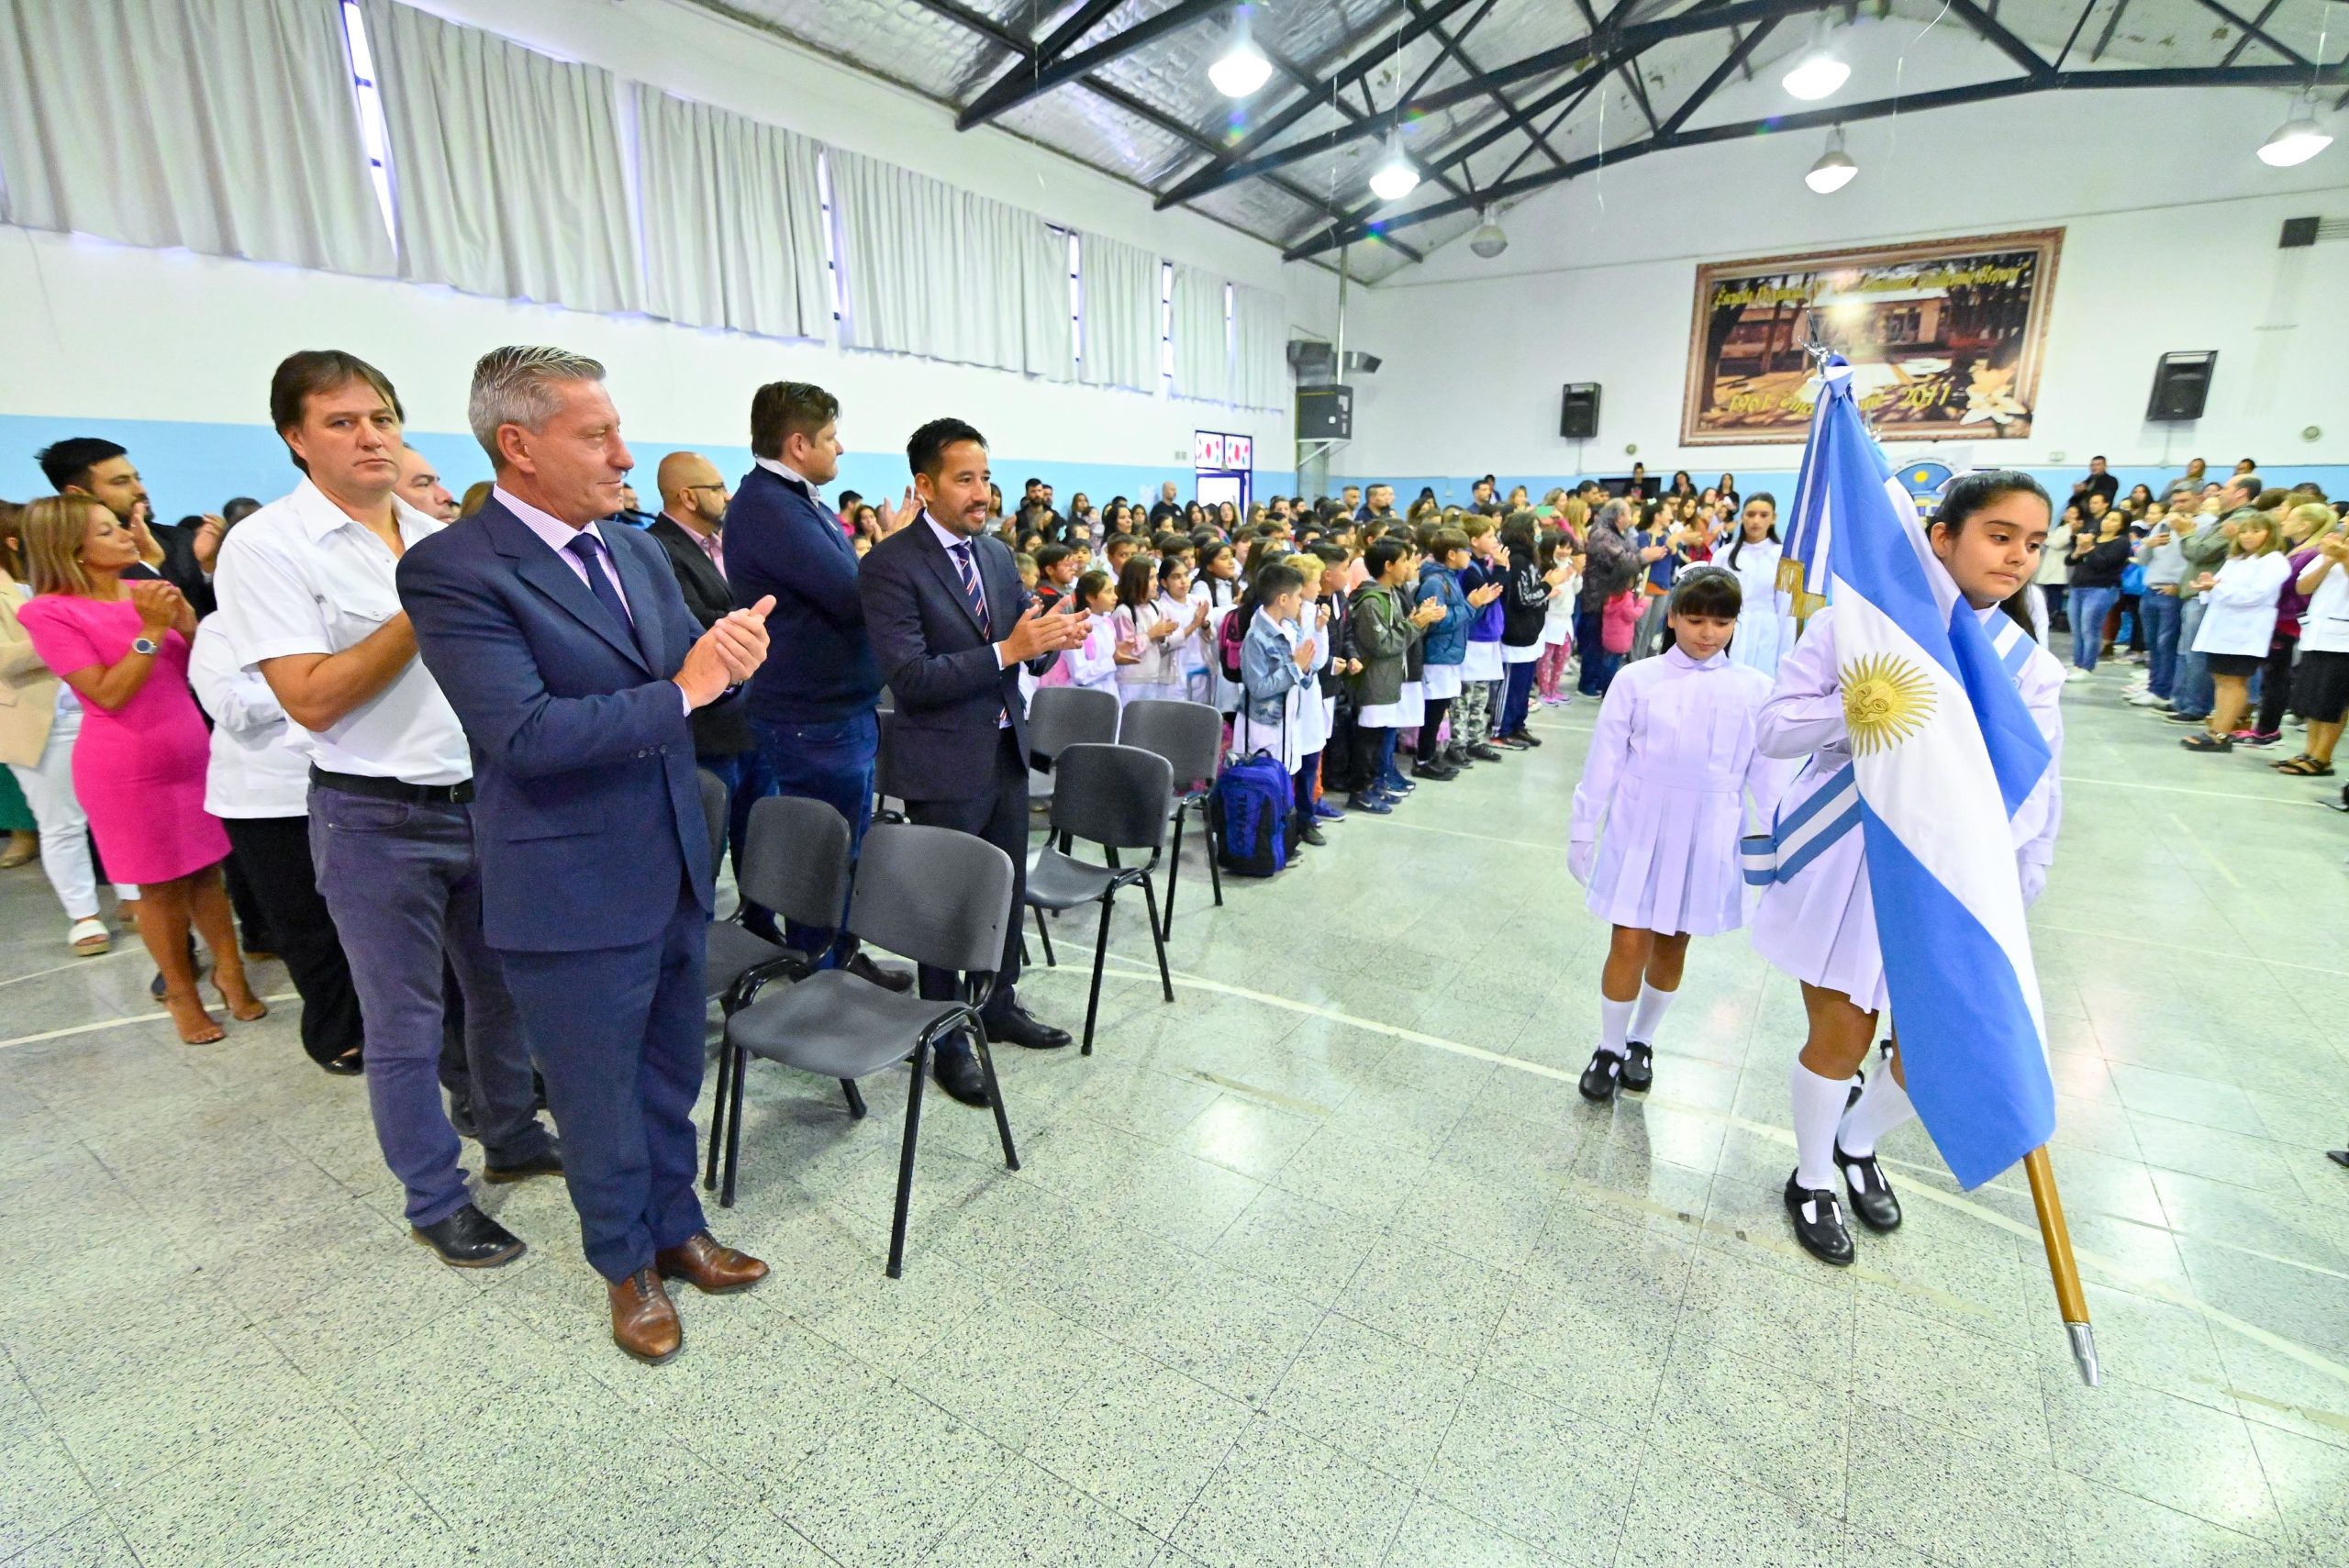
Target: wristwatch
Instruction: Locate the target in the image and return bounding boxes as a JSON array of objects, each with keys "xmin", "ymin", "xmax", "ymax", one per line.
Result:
[{"xmin": 130, "ymin": 636, "xmax": 161, "ymax": 656}]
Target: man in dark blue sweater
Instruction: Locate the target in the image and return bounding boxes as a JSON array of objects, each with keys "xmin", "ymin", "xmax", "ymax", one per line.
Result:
[{"xmin": 726, "ymin": 381, "xmax": 908, "ymax": 989}]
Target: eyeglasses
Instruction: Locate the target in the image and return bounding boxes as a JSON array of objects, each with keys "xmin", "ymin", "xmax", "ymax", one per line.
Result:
[{"xmin": 687, "ymin": 483, "xmax": 729, "ymax": 495}]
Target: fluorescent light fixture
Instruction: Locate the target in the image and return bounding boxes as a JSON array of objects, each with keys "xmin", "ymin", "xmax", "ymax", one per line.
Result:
[
  {"xmin": 2258, "ymin": 103, "xmax": 2333, "ymax": 167},
  {"xmin": 1368, "ymin": 128, "xmax": 1419, "ymax": 202},
  {"xmin": 1782, "ymin": 49, "xmax": 1850, "ymax": 101},
  {"xmin": 1805, "ymin": 128, "xmax": 1857, "ymax": 194},
  {"xmin": 1208, "ymin": 8, "xmax": 1273, "ymax": 99},
  {"xmin": 1468, "ymin": 206, "xmax": 1508, "ymax": 258}
]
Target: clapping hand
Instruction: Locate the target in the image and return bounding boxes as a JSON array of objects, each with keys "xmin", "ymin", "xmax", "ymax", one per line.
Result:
[
  {"xmin": 128, "ymin": 578, "xmax": 185, "ymax": 635},
  {"xmin": 675, "ymin": 595, "xmax": 774, "ymax": 707},
  {"xmin": 1151, "ymin": 615, "xmax": 1179, "ymax": 639},
  {"xmin": 190, "ymin": 514, "xmax": 228, "ymax": 573},
  {"xmin": 1293, "ymin": 637, "xmax": 1317, "ymax": 671},
  {"xmin": 1001, "ymin": 602, "xmax": 1089, "ymax": 663}
]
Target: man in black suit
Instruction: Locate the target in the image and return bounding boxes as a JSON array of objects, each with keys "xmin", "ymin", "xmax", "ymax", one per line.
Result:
[
  {"xmin": 858, "ymin": 418, "xmax": 1086, "ymax": 1103},
  {"xmin": 647, "ymin": 451, "xmax": 774, "ymax": 931}
]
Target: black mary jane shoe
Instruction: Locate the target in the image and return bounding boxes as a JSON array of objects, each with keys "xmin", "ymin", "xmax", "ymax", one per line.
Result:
[
  {"xmin": 1619, "ymin": 1041, "xmax": 1653, "ymax": 1093},
  {"xmin": 1578, "ymin": 1048, "xmax": 1622, "ymax": 1104},
  {"xmin": 1834, "ymin": 1141, "xmax": 1903, "ymax": 1232},
  {"xmin": 1844, "ymin": 1065, "xmax": 1865, "ymax": 1112},
  {"xmin": 1783, "ymin": 1173, "xmax": 1855, "ymax": 1267}
]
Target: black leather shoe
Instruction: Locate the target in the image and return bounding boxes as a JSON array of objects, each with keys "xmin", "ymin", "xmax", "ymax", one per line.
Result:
[
  {"xmin": 1620, "ymin": 1041, "xmax": 1653, "ymax": 1093},
  {"xmin": 315, "ymin": 1047, "xmax": 363, "ymax": 1077},
  {"xmin": 1783, "ymin": 1173, "xmax": 1854, "ymax": 1266},
  {"xmin": 931, "ymin": 1040, "xmax": 993, "ymax": 1106},
  {"xmin": 1297, "ymin": 820, "xmax": 1328, "ymax": 847},
  {"xmin": 412, "ymin": 1203, "xmax": 525, "ymax": 1268},
  {"xmin": 985, "ymin": 1006, "xmax": 1071, "ymax": 1051},
  {"xmin": 1835, "ymin": 1142, "xmax": 1903, "ymax": 1232},
  {"xmin": 1578, "ymin": 1048, "xmax": 1622, "ymax": 1104},
  {"xmin": 846, "ymin": 951, "xmax": 915, "ymax": 992},
  {"xmin": 484, "ymin": 1141, "xmax": 565, "ymax": 1184}
]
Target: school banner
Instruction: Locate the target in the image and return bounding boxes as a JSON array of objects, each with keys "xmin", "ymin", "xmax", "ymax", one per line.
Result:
[{"xmin": 1679, "ymin": 228, "xmax": 2063, "ymax": 447}]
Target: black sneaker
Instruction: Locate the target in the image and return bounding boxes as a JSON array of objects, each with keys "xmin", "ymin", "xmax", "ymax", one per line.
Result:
[
  {"xmin": 1578, "ymin": 1048, "xmax": 1622, "ymax": 1103},
  {"xmin": 412, "ymin": 1203, "xmax": 526, "ymax": 1268},
  {"xmin": 1620, "ymin": 1041, "xmax": 1653, "ymax": 1092},
  {"xmin": 1783, "ymin": 1173, "xmax": 1854, "ymax": 1266},
  {"xmin": 1411, "ymin": 760, "xmax": 1459, "ymax": 781},
  {"xmin": 1835, "ymin": 1142, "xmax": 1902, "ymax": 1232},
  {"xmin": 1468, "ymin": 743, "xmax": 1505, "ymax": 762}
]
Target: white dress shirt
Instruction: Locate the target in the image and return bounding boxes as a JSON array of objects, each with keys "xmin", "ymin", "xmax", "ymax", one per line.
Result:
[
  {"xmin": 211, "ymin": 478, "xmax": 471, "ymax": 785},
  {"xmin": 187, "ymin": 618, "xmax": 311, "ymax": 818},
  {"xmin": 925, "ymin": 512, "xmax": 1012, "ymax": 718}
]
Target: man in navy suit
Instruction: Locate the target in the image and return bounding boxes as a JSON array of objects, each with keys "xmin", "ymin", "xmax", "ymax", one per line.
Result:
[
  {"xmin": 721, "ymin": 382, "xmax": 907, "ymax": 988},
  {"xmin": 859, "ymin": 418, "xmax": 1088, "ymax": 1104},
  {"xmin": 397, "ymin": 346, "xmax": 775, "ymax": 1365}
]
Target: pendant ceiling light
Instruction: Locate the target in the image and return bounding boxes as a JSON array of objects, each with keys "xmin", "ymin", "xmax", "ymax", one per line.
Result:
[
  {"xmin": 1369, "ymin": 128, "xmax": 1420, "ymax": 202},
  {"xmin": 1783, "ymin": 19, "xmax": 1850, "ymax": 102},
  {"xmin": 2257, "ymin": 99, "xmax": 2334, "ymax": 167},
  {"xmin": 1468, "ymin": 206, "xmax": 1508, "ymax": 258},
  {"xmin": 1208, "ymin": 6, "xmax": 1273, "ymax": 99},
  {"xmin": 1805, "ymin": 128, "xmax": 1858, "ymax": 194}
]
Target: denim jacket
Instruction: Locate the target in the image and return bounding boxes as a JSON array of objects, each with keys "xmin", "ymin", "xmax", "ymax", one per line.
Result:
[{"xmin": 1240, "ymin": 607, "xmax": 1314, "ymax": 729}]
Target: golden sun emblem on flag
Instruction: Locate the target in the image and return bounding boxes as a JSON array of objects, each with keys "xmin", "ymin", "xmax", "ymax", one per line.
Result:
[{"xmin": 1841, "ymin": 653, "xmax": 1936, "ymax": 754}]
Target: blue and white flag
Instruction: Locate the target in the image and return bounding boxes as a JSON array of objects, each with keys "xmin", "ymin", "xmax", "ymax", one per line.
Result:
[{"xmin": 1799, "ymin": 358, "xmax": 2055, "ymax": 1189}]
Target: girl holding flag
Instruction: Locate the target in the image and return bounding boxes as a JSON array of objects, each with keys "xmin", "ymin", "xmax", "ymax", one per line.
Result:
[{"xmin": 1749, "ymin": 472, "xmax": 2065, "ymax": 1266}]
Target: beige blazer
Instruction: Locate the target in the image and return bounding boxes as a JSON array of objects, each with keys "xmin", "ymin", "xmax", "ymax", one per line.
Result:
[{"xmin": 0, "ymin": 571, "xmax": 61, "ymax": 768}]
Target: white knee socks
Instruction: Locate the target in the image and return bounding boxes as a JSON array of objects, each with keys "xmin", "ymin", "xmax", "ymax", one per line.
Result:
[
  {"xmin": 1788, "ymin": 1063, "xmax": 1849, "ymax": 1192},
  {"xmin": 1629, "ymin": 982, "xmax": 1676, "ymax": 1045},
  {"xmin": 1837, "ymin": 1068, "xmax": 1916, "ymax": 1159},
  {"xmin": 1599, "ymin": 996, "xmax": 1634, "ymax": 1058}
]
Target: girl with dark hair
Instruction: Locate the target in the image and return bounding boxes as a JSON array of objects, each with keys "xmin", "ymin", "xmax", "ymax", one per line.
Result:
[
  {"xmin": 1723, "ymin": 493, "xmax": 1789, "ymax": 676},
  {"xmin": 1750, "ymin": 470, "xmax": 2063, "ymax": 1267},
  {"xmin": 1570, "ymin": 566, "xmax": 1787, "ymax": 1105},
  {"xmin": 1110, "ymin": 556, "xmax": 1185, "ymax": 707}
]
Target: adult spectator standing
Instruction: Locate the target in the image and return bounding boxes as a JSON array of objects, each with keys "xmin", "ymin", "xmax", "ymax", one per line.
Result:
[
  {"xmin": 2077, "ymin": 456, "xmax": 2120, "ymax": 512},
  {"xmin": 1575, "ymin": 498, "xmax": 1654, "ymax": 696},
  {"xmin": 645, "ymin": 451, "xmax": 775, "ymax": 932},
  {"xmin": 1361, "ymin": 484, "xmax": 1398, "ymax": 525},
  {"xmin": 1148, "ymin": 481, "xmax": 1184, "ymax": 529},
  {"xmin": 725, "ymin": 384, "xmax": 908, "ymax": 986},
  {"xmin": 1470, "ymin": 476, "xmax": 1505, "ymax": 517},
  {"xmin": 16, "ymin": 495, "xmax": 262, "ymax": 1042},
  {"xmin": 188, "ymin": 610, "xmax": 365, "ymax": 1074},
  {"xmin": 860, "ymin": 418, "xmax": 1085, "ymax": 1106},
  {"xmin": 2168, "ymin": 474, "xmax": 2261, "ymax": 725},
  {"xmin": 395, "ymin": 446, "xmax": 459, "ymax": 522},
  {"xmin": 399, "ymin": 345, "xmax": 776, "ymax": 1364},
  {"xmin": 214, "ymin": 350, "xmax": 557, "ymax": 1270},
  {"xmin": 1340, "ymin": 484, "xmax": 1364, "ymax": 518},
  {"xmin": 38, "ymin": 436, "xmax": 217, "ymax": 616},
  {"xmin": 2131, "ymin": 505, "xmax": 2191, "ymax": 707}
]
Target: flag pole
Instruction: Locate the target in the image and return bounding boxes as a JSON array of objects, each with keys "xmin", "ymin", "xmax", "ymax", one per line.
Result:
[{"xmin": 2022, "ymin": 1145, "xmax": 2099, "ymax": 1386}]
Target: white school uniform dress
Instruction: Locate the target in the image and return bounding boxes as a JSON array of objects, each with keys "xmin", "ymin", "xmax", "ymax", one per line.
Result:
[
  {"xmin": 1112, "ymin": 603, "xmax": 1186, "ymax": 708},
  {"xmin": 1748, "ymin": 603, "xmax": 2064, "ymax": 1013},
  {"xmin": 2189, "ymin": 552, "xmax": 2294, "ymax": 657},
  {"xmin": 1062, "ymin": 613, "xmax": 1123, "ymax": 698},
  {"xmin": 1194, "ymin": 581, "xmax": 1243, "ymax": 712},
  {"xmin": 1569, "ymin": 645, "xmax": 1788, "ymax": 937},
  {"xmin": 1724, "ymin": 538, "xmax": 1794, "ymax": 676},
  {"xmin": 1542, "ymin": 569, "xmax": 1578, "ymax": 649}
]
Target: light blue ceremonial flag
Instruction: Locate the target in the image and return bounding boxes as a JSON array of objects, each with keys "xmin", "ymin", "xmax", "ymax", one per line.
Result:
[{"xmin": 1800, "ymin": 359, "xmax": 2056, "ymax": 1189}]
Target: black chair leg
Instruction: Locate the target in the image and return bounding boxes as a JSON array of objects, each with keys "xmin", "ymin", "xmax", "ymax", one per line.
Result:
[
  {"xmin": 973, "ymin": 1035, "xmax": 1019, "ymax": 1172},
  {"xmin": 1034, "ymin": 905, "xmax": 1056, "ymax": 967},
  {"xmin": 1081, "ymin": 894, "xmax": 1113, "ymax": 1056},
  {"xmin": 841, "ymin": 1078, "xmax": 866, "ymax": 1119},
  {"xmin": 1201, "ymin": 802, "xmax": 1224, "ymax": 908},
  {"xmin": 703, "ymin": 1029, "xmax": 734, "ymax": 1191},
  {"xmin": 1163, "ymin": 810, "xmax": 1184, "ymax": 940},
  {"xmin": 887, "ymin": 1040, "xmax": 930, "ymax": 1280},
  {"xmin": 1140, "ymin": 876, "xmax": 1174, "ymax": 1003},
  {"xmin": 720, "ymin": 1040, "xmax": 748, "ymax": 1208}
]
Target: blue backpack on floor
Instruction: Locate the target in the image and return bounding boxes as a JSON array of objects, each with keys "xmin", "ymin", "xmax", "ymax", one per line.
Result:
[{"xmin": 1208, "ymin": 751, "xmax": 1293, "ymax": 878}]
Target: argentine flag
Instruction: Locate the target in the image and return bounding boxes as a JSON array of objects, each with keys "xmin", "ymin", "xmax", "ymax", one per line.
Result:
[{"xmin": 1801, "ymin": 360, "xmax": 2056, "ymax": 1189}]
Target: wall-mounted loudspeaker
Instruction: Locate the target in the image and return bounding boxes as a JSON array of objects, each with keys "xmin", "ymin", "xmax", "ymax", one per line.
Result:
[
  {"xmin": 1560, "ymin": 383, "xmax": 1601, "ymax": 439},
  {"xmin": 1298, "ymin": 384, "xmax": 1353, "ymax": 440},
  {"xmin": 2146, "ymin": 352, "xmax": 2216, "ymax": 422}
]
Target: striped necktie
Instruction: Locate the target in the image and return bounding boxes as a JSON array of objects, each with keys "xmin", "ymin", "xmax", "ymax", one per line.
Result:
[{"xmin": 950, "ymin": 540, "xmax": 991, "ymax": 635}]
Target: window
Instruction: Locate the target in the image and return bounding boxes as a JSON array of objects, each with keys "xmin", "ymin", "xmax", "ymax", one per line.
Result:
[
  {"xmin": 816, "ymin": 151, "xmax": 844, "ymax": 329},
  {"xmin": 1065, "ymin": 228, "xmax": 1083, "ymax": 371},
  {"xmin": 1160, "ymin": 260, "xmax": 1175, "ymax": 394},
  {"xmin": 338, "ymin": 1, "xmax": 396, "ymax": 243}
]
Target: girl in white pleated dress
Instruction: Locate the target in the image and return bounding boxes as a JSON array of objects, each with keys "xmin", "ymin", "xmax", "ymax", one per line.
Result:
[
  {"xmin": 1569, "ymin": 566, "xmax": 1790, "ymax": 1105},
  {"xmin": 1722, "ymin": 493, "xmax": 1794, "ymax": 677},
  {"xmin": 1749, "ymin": 472, "xmax": 2065, "ymax": 1269}
]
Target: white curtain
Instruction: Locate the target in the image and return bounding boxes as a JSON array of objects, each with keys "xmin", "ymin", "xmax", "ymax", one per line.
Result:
[
  {"xmin": 359, "ymin": 0, "xmax": 639, "ymax": 313},
  {"xmin": 1078, "ymin": 232, "xmax": 1158, "ymax": 394},
  {"xmin": 1232, "ymin": 283, "xmax": 1289, "ymax": 411},
  {"xmin": 1170, "ymin": 265, "xmax": 1232, "ymax": 405},
  {"xmin": 829, "ymin": 149, "xmax": 1070, "ymax": 380},
  {"xmin": 632, "ymin": 84, "xmax": 827, "ymax": 341},
  {"xmin": 0, "ymin": 0, "xmax": 394, "ymax": 276}
]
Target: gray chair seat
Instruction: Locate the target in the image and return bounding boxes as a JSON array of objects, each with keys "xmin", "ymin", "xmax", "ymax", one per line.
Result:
[
  {"xmin": 705, "ymin": 922, "xmax": 796, "ymax": 1003},
  {"xmin": 1025, "ymin": 846, "xmax": 1123, "ymax": 911},
  {"xmin": 729, "ymin": 970, "xmax": 969, "ymax": 1081}
]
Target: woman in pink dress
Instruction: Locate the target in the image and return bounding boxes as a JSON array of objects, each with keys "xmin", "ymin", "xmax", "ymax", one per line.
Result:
[{"xmin": 16, "ymin": 495, "xmax": 265, "ymax": 1043}]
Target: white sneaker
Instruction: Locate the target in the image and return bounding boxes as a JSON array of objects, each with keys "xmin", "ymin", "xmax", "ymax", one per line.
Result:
[
  {"xmin": 2127, "ymin": 694, "xmax": 2171, "ymax": 708},
  {"xmin": 2065, "ymin": 668, "xmax": 2095, "ymax": 684}
]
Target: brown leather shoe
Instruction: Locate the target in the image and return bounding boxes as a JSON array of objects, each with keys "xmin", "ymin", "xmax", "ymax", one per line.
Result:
[
  {"xmin": 653, "ymin": 1231, "xmax": 769, "ymax": 1295},
  {"xmin": 607, "ymin": 1267, "xmax": 682, "ymax": 1364}
]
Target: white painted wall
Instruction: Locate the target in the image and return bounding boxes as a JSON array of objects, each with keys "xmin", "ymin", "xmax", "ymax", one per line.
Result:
[
  {"xmin": 0, "ymin": 0, "xmax": 1331, "ymax": 509},
  {"xmin": 1339, "ymin": 72, "xmax": 2349, "ymax": 496}
]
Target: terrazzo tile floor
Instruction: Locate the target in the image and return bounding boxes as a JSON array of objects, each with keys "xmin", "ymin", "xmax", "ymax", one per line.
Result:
[{"xmin": 3, "ymin": 657, "xmax": 2347, "ymax": 1566}]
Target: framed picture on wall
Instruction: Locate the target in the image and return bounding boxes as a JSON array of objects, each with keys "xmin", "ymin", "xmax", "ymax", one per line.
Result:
[{"xmin": 1680, "ymin": 228, "xmax": 2064, "ymax": 446}]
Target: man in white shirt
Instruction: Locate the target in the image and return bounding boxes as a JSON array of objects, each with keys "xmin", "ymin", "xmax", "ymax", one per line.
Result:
[{"xmin": 213, "ymin": 350, "xmax": 558, "ymax": 1271}]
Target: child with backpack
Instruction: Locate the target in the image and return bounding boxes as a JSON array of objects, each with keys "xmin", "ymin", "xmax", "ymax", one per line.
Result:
[
  {"xmin": 1571, "ymin": 566, "xmax": 1788, "ymax": 1106},
  {"xmin": 1234, "ymin": 561, "xmax": 1327, "ymax": 852}
]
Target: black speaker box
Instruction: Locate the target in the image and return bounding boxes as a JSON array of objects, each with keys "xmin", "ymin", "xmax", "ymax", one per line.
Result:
[
  {"xmin": 2147, "ymin": 352, "xmax": 2215, "ymax": 422},
  {"xmin": 1560, "ymin": 383, "xmax": 1601, "ymax": 439},
  {"xmin": 1298, "ymin": 384, "xmax": 1353, "ymax": 440}
]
